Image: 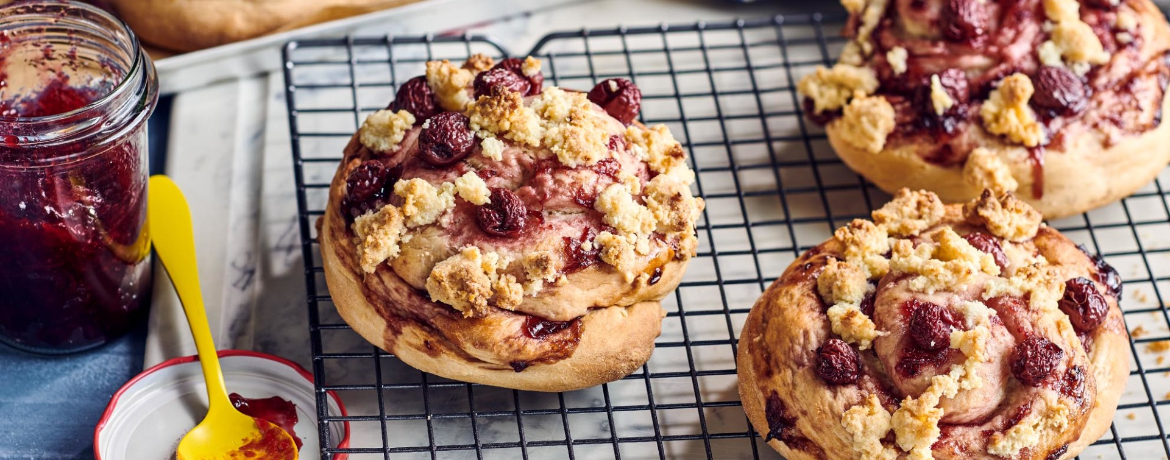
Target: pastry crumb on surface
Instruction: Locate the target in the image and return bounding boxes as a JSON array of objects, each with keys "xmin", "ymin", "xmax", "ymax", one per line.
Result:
[
  {"xmin": 359, "ymin": 109, "xmax": 416, "ymax": 152},
  {"xmin": 352, "ymin": 205, "xmax": 406, "ymax": 273},
  {"xmin": 871, "ymin": 188, "xmax": 945, "ymax": 237},
  {"xmin": 841, "ymin": 394, "xmax": 898, "ymax": 460},
  {"xmin": 453, "ymin": 171, "xmax": 491, "ymax": 206},
  {"xmin": 963, "ymin": 148, "xmax": 1019, "ymax": 195},
  {"xmin": 1131, "ymin": 325, "xmax": 1148, "ymax": 338},
  {"xmin": 467, "ymin": 86, "xmax": 544, "ymax": 147},
  {"xmin": 797, "ymin": 64, "xmax": 879, "ymax": 114},
  {"xmin": 827, "ymin": 302, "xmax": 883, "ymax": 350},
  {"xmin": 980, "ymin": 73, "xmax": 1044, "ymax": 147},
  {"xmin": 887, "ymin": 47, "xmax": 908, "ymax": 75},
  {"xmin": 595, "ymin": 183, "xmax": 657, "ymax": 236},
  {"xmin": 1147, "ymin": 340, "xmax": 1170, "ymax": 353},
  {"xmin": 479, "ymin": 136, "xmax": 506, "ymax": 161},
  {"xmin": 462, "ymin": 53, "xmax": 495, "ymax": 72},
  {"xmin": 929, "ymin": 74, "xmax": 954, "ymax": 116},
  {"xmin": 625, "ymin": 124, "xmax": 688, "ymax": 175},
  {"xmin": 838, "ymin": 93, "xmax": 895, "ymax": 154},
  {"xmin": 394, "ymin": 178, "xmax": 457, "ymax": 228},
  {"xmin": 818, "ymin": 258, "xmax": 871, "ymax": 306},
  {"xmin": 963, "ymin": 190, "xmax": 1042, "ymax": 242},
  {"xmin": 425, "ymin": 60, "xmax": 475, "ymax": 112}
]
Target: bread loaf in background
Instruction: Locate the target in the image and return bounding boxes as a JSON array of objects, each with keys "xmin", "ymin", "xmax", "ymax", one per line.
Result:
[{"xmin": 106, "ymin": 0, "xmax": 426, "ymax": 52}]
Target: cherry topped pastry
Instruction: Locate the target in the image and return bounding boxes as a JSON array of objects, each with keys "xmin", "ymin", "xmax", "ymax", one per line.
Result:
[
  {"xmin": 739, "ymin": 189, "xmax": 1128, "ymax": 460},
  {"xmin": 321, "ymin": 54, "xmax": 704, "ymax": 392},
  {"xmin": 797, "ymin": 0, "xmax": 1170, "ymax": 218}
]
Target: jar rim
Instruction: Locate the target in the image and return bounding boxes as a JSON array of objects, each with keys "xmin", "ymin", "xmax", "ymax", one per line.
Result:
[
  {"xmin": 0, "ymin": 1, "xmax": 159, "ymax": 167},
  {"xmin": 0, "ymin": 1, "xmax": 143, "ymax": 124}
]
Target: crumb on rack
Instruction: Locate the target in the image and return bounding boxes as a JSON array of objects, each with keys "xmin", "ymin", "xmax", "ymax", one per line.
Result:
[
  {"xmin": 1146, "ymin": 340, "xmax": 1170, "ymax": 353},
  {"xmin": 1132, "ymin": 325, "xmax": 1148, "ymax": 338}
]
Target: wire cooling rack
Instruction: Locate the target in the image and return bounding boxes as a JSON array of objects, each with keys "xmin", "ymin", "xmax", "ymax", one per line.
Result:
[{"xmin": 281, "ymin": 13, "xmax": 1170, "ymax": 460}]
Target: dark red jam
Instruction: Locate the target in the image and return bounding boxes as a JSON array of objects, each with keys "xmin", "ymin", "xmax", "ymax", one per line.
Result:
[
  {"xmin": 562, "ymin": 227, "xmax": 601, "ymax": 273},
  {"xmin": 0, "ymin": 4, "xmax": 157, "ymax": 354},
  {"xmin": 230, "ymin": 392, "xmax": 302, "ymax": 449},
  {"xmin": 522, "ymin": 316, "xmax": 577, "ymax": 339},
  {"xmin": 0, "ymin": 80, "xmax": 151, "ymax": 353}
]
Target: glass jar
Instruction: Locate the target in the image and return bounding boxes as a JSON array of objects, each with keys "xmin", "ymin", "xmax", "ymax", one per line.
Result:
[{"xmin": 0, "ymin": 1, "xmax": 158, "ymax": 354}]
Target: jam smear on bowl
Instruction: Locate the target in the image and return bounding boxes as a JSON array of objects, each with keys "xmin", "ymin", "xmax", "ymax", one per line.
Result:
[
  {"xmin": 230, "ymin": 392, "xmax": 303, "ymax": 449},
  {"xmin": 0, "ymin": 1, "xmax": 158, "ymax": 354}
]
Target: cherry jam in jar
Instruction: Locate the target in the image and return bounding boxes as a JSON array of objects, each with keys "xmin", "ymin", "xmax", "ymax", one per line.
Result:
[{"xmin": 0, "ymin": 2, "xmax": 158, "ymax": 354}]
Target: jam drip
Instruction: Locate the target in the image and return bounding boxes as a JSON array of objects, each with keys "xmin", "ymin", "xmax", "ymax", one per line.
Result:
[
  {"xmin": 1027, "ymin": 146, "xmax": 1045, "ymax": 199},
  {"xmin": 523, "ymin": 316, "xmax": 577, "ymax": 339},
  {"xmin": 230, "ymin": 392, "xmax": 302, "ymax": 449}
]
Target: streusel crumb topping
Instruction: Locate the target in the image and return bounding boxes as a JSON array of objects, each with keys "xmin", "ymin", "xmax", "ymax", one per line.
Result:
[
  {"xmin": 962, "ymin": 148, "xmax": 1019, "ymax": 195},
  {"xmin": 359, "ymin": 109, "xmax": 416, "ymax": 152},
  {"xmin": 532, "ymin": 87, "xmax": 613, "ymax": 167},
  {"xmin": 467, "ymin": 86, "xmax": 544, "ymax": 147},
  {"xmin": 871, "ymin": 189, "xmax": 945, "ymax": 237},
  {"xmin": 426, "ymin": 60, "xmax": 475, "ymax": 112},
  {"xmin": 353, "ymin": 205, "xmax": 405, "ymax": 274},
  {"xmin": 425, "ymin": 247, "xmax": 524, "ymax": 316},
  {"xmin": 842, "ymin": 394, "xmax": 899, "ymax": 460},
  {"xmin": 818, "ymin": 258, "xmax": 871, "ymax": 306},
  {"xmin": 828, "ymin": 302, "xmax": 884, "ymax": 350},
  {"xmin": 625, "ymin": 124, "xmax": 688, "ymax": 175},
  {"xmin": 839, "ymin": 92, "xmax": 896, "ymax": 154},
  {"xmin": 394, "ymin": 178, "xmax": 457, "ymax": 228},
  {"xmin": 964, "ymin": 190, "xmax": 1043, "ymax": 242},
  {"xmin": 980, "ymin": 73, "xmax": 1045, "ymax": 147},
  {"xmin": 462, "ymin": 53, "xmax": 496, "ymax": 72},
  {"xmin": 797, "ymin": 64, "xmax": 880, "ymax": 114}
]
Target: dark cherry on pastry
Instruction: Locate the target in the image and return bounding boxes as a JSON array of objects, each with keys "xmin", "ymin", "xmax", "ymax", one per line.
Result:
[
  {"xmin": 800, "ymin": 0, "xmax": 1170, "ymax": 218},
  {"xmin": 320, "ymin": 54, "xmax": 704, "ymax": 392},
  {"xmin": 588, "ymin": 78, "xmax": 643, "ymax": 125},
  {"xmin": 739, "ymin": 189, "xmax": 1129, "ymax": 460},
  {"xmin": 388, "ymin": 76, "xmax": 438, "ymax": 123}
]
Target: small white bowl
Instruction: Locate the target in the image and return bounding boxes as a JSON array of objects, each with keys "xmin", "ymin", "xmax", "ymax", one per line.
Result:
[{"xmin": 94, "ymin": 350, "xmax": 349, "ymax": 460}]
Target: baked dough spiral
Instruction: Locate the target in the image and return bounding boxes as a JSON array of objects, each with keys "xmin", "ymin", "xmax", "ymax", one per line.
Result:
[
  {"xmin": 800, "ymin": 0, "xmax": 1170, "ymax": 218},
  {"xmin": 738, "ymin": 189, "xmax": 1128, "ymax": 460}
]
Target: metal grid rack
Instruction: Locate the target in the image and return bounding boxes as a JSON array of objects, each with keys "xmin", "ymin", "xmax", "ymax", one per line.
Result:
[{"xmin": 281, "ymin": 14, "xmax": 1170, "ymax": 460}]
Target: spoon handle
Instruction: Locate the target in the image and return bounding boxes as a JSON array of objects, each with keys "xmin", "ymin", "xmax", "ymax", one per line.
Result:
[{"xmin": 148, "ymin": 175, "xmax": 232, "ymax": 414}]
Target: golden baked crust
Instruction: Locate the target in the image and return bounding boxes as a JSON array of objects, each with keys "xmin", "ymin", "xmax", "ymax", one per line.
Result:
[
  {"xmin": 107, "ymin": 0, "xmax": 425, "ymax": 52},
  {"xmin": 805, "ymin": 0, "xmax": 1170, "ymax": 219},
  {"xmin": 738, "ymin": 189, "xmax": 1129, "ymax": 460},
  {"xmin": 322, "ymin": 56, "xmax": 703, "ymax": 391}
]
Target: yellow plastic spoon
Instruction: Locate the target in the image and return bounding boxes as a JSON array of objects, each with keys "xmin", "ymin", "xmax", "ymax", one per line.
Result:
[{"xmin": 148, "ymin": 176, "xmax": 298, "ymax": 460}]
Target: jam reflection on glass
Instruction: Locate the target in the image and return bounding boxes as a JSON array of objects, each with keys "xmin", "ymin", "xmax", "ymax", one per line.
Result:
[
  {"xmin": 230, "ymin": 392, "xmax": 303, "ymax": 449},
  {"xmin": 0, "ymin": 78, "xmax": 150, "ymax": 354}
]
